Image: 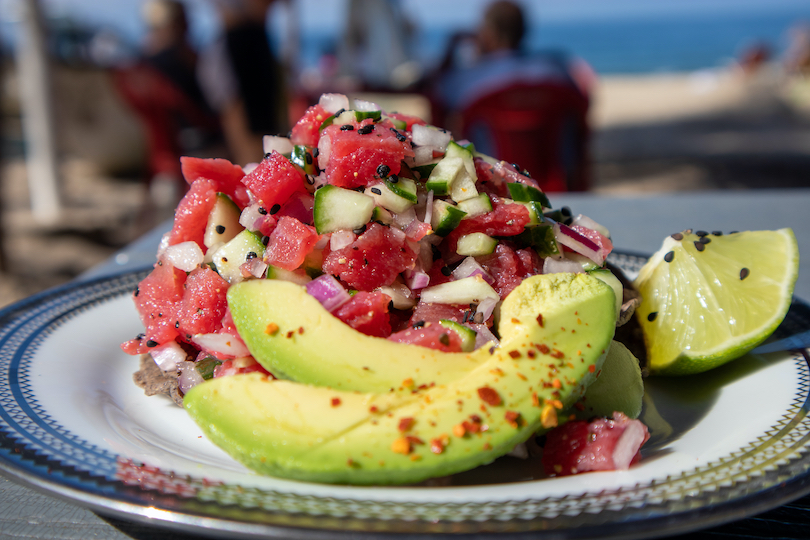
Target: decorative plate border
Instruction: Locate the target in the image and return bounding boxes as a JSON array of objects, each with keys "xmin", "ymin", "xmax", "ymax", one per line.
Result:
[{"xmin": 0, "ymin": 254, "xmax": 809, "ymax": 537}]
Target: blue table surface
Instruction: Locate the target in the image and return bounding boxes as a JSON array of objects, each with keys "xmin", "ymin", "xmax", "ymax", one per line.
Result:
[{"xmin": 2, "ymin": 188, "xmax": 810, "ymax": 539}]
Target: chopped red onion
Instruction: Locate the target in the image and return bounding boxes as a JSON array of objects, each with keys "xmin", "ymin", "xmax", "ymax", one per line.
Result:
[
  {"xmin": 191, "ymin": 332, "xmax": 251, "ymax": 359},
  {"xmin": 262, "ymin": 135, "xmax": 293, "ymax": 156},
  {"xmin": 409, "ymin": 145, "xmax": 435, "ymax": 167},
  {"xmin": 317, "ymin": 133, "xmax": 331, "ymax": 171},
  {"xmin": 543, "ymin": 257, "xmax": 586, "ymax": 275},
  {"xmin": 470, "ymin": 323, "xmax": 499, "ymax": 350},
  {"xmin": 452, "ymin": 257, "xmax": 494, "ymax": 284},
  {"xmin": 242, "ymin": 258, "xmax": 268, "ymax": 279},
  {"xmin": 554, "ymin": 223, "xmax": 605, "ymax": 265},
  {"xmin": 163, "ymin": 241, "xmax": 204, "ymax": 272},
  {"xmin": 150, "ymin": 341, "xmax": 188, "ymax": 371},
  {"xmin": 423, "ymin": 190, "xmax": 434, "ymax": 224},
  {"xmin": 178, "ymin": 361, "xmax": 205, "ymax": 394},
  {"xmin": 405, "ymin": 268, "xmax": 430, "ymax": 290},
  {"xmin": 330, "ymin": 230, "xmax": 356, "ymax": 250},
  {"xmin": 476, "ymin": 296, "xmax": 498, "ymax": 322},
  {"xmin": 393, "ymin": 207, "xmax": 416, "ymax": 230},
  {"xmin": 377, "ymin": 283, "xmax": 416, "ymax": 309},
  {"xmin": 240, "ymin": 203, "xmax": 265, "ymax": 231},
  {"xmin": 612, "ymin": 419, "xmax": 649, "ymax": 469},
  {"xmin": 571, "ymin": 214, "xmax": 610, "ymax": 238},
  {"xmin": 319, "ymin": 93, "xmax": 350, "ymax": 114},
  {"xmin": 306, "ymin": 274, "xmax": 351, "ymax": 312}
]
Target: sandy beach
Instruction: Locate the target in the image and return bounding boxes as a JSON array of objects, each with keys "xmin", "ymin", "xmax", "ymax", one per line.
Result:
[{"xmin": 1, "ymin": 63, "xmax": 809, "ymax": 308}]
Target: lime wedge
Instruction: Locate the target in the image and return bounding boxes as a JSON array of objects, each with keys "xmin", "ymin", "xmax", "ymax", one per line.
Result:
[{"xmin": 633, "ymin": 228, "xmax": 799, "ymax": 376}]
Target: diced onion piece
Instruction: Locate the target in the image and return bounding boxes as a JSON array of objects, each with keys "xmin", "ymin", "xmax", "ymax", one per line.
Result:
[
  {"xmin": 239, "ymin": 203, "xmax": 265, "ymax": 231},
  {"xmin": 420, "ymin": 276, "xmax": 499, "ymax": 305},
  {"xmin": 554, "ymin": 222, "xmax": 605, "ymax": 265},
  {"xmin": 330, "ymin": 230, "xmax": 356, "ymax": 250},
  {"xmin": 353, "ymin": 98, "xmax": 380, "ymax": 112},
  {"xmin": 452, "ymin": 257, "xmax": 494, "ymax": 285},
  {"xmin": 410, "ymin": 145, "xmax": 435, "ymax": 166},
  {"xmin": 242, "ymin": 258, "xmax": 268, "ymax": 279},
  {"xmin": 377, "ymin": 282, "xmax": 416, "ymax": 310},
  {"xmin": 423, "ymin": 189, "xmax": 434, "ymax": 225},
  {"xmin": 178, "ymin": 361, "xmax": 205, "ymax": 394},
  {"xmin": 393, "ymin": 207, "xmax": 417, "ymax": 230},
  {"xmin": 411, "ymin": 124, "xmax": 451, "ymax": 152},
  {"xmin": 163, "ymin": 241, "xmax": 204, "ymax": 272},
  {"xmin": 476, "ymin": 296, "xmax": 498, "ymax": 322},
  {"xmin": 192, "ymin": 332, "xmax": 251, "ymax": 359},
  {"xmin": 242, "ymin": 162, "xmax": 259, "ymax": 175},
  {"xmin": 150, "ymin": 341, "xmax": 188, "ymax": 372},
  {"xmin": 305, "ymin": 274, "xmax": 351, "ymax": 312},
  {"xmin": 571, "ymin": 214, "xmax": 610, "ymax": 238},
  {"xmin": 612, "ymin": 418, "xmax": 649, "ymax": 469},
  {"xmin": 319, "ymin": 93, "xmax": 350, "ymax": 114},
  {"xmin": 404, "ymin": 269, "xmax": 430, "ymax": 290},
  {"xmin": 470, "ymin": 323, "xmax": 499, "ymax": 350},
  {"xmin": 262, "ymin": 135, "xmax": 294, "ymax": 156},
  {"xmin": 543, "ymin": 257, "xmax": 586, "ymax": 275}
]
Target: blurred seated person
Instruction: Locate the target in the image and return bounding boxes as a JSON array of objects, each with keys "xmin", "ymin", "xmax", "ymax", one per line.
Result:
[
  {"xmin": 114, "ymin": 0, "xmax": 220, "ymax": 201},
  {"xmin": 198, "ymin": 0, "xmax": 289, "ymax": 166},
  {"xmin": 431, "ymin": 0, "xmax": 594, "ymax": 191}
]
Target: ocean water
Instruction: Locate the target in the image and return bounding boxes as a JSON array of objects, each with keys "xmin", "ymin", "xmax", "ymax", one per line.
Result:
[{"xmin": 298, "ymin": 8, "xmax": 810, "ymax": 75}]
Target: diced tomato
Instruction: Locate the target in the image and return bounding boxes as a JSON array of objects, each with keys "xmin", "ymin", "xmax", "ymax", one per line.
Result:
[
  {"xmin": 323, "ymin": 223, "xmax": 417, "ymax": 290},
  {"xmin": 542, "ymin": 413, "xmax": 650, "ymax": 477},
  {"xmin": 474, "ymin": 158, "xmax": 543, "ymax": 198},
  {"xmin": 121, "ymin": 261, "xmax": 186, "ymax": 354},
  {"xmin": 180, "ymin": 156, "xmax": 250, "ymax": 207},
  {"xmin": 445, "ymin": 197, "xmax": 530, "ymax": 253},
  {"xmin": 241, "ymin": 151, "xmax": 308, "ymax": 210},
  {"xmin": 425, "ymin": 258, "xmax": 454, "ymax": 288},
  {"xmin": 277, "ymin": 191, "xmax": 314, "ymax": 225},
  {"xmin": 263, "ymin": 216, "xmax": 320, "ymax": 271},
  {"xmin": 387, "ymin": 322, "xmax": 465, "ymax": 352},
  {"xmin": 333, "ymin": 291, "xmax": 392, "ymax": 337},
  {"xmin": 319, "ymin": 119, "xmax": 414, "ymax": 189},
  {"xmin": 569, "ymin": 224, "xmax": 613, "ymax": 260},
  {"xmin": 290, "ymin": 104, "xmax": 329, "ymax": 147},
  {"xmin": 478, "ymin": 243, "xmax": 535, "ymax": 298},
  {"xmin": 176, "ymin": 266, "xmax": 229, "ymax": 341},
  {"xmin": 166, "ymin": 177, "xmax": 218, "ymax": 249}
]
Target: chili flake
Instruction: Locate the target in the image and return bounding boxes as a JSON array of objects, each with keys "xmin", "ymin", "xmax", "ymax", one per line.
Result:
[
  {"xmin": 398, "ymin": 417, "xmax": 415, "ymax": 432},
  {"xmin": 331, "ymin": 397, "xmax": 341, "ymax": 407},
  {"xmin": 477, "ymin": 386, "xmax": 502, "ymax": 406}
]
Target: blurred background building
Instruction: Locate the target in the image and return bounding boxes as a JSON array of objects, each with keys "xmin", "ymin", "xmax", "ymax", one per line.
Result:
[{"xmin": 1, "ymin": 0, "xmax": 810, "ymax": 305}]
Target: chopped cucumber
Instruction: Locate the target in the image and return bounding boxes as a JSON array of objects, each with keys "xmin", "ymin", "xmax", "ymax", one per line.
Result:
[
  {"xmin": 457, "ymin": 193, "xmax": 492, "ymax": 218},
  {"xmin": 438, "ymin": 319, "xmax": 477, "ymax": 352},
  {"xmin": 371, "ymin": 206, "xmax": 394, "ymax": 225},
  {"xmin": 355, "ymin": 110, "xmax": 381, "ymax": 122},
  {"xmin": 204, "ymin": 193, "xmax": 243, "ymax": 249},
  {"xmin": 427, "ymin": 141, "xmax": 478, "ymax": 203},
  {"xmin": 365, "ymin": 183, "xmax": 414, "ymax": 214},
  {"xmin": 566, "ymin": 253, "xmax": 601, "ymax": 272},
  {"xmin": 506, "ymin": 182, "xmax": 551, "ymax": 209},
  {"xmin": 431, "ymin": 199, "xmax": 466, "ymax": 236},
  {"xmin": 445, "ymin": 141, "xmax": 476, "ymax": 181},
  {"xmin": 411, "ymin": 161, "xmax": 440, "ymax": 180},
  {"xmin": 211, "ymin": 230, "xmax": 266, "ymax": 284},
  {"xmin": 511, "ymin": 200, "xmax": 544, "ymax": 225},
  {"xmin": 267, "ymin": 265, "xmax": 312, "ymax": 286},
  {"xmin": 456, "ymin": 233, "xmax": 498, "ymax": 256},
  {"xmin": 518, "ymin": 224, "xmax": 559, "ymax": 258},
  {"xmin": 290, "ymin": 145, "xmax": 317, "ymax": 175},
  {"xmin": 420, "ymin": 276, "xmax": 499, "ymax": 305},
  {"xmin": 382, "ymin": 115, "xmax": 407, "ymax": 130},
  {"xmin": 313, "ymin": 185, "xmax": 375, "ymax": 234},
  {"xmin": 385, "ymin": 177, "xmax": 417, "ymax": 203},
  {"xmin": 425, "ymin": 156, "xmax": 463, "ymax": 196}
]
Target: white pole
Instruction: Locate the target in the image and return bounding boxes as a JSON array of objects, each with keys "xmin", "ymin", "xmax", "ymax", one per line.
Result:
[{"xmin": 17, "ymin": 0, "xmax": 61, "ymax": 224}]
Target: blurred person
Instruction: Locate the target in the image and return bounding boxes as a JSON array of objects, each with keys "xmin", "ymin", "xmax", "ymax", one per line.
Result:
[
  {"xmin": 337, "ymin": 0, "xmax": 421, "ymax": 90},
  {"xmin": 430, "ymin": 0, "xmax": 592, "ymax": 191},
  {"xmin": 198, "ymin": 0, "xmax": 289, "ymax": 166}
]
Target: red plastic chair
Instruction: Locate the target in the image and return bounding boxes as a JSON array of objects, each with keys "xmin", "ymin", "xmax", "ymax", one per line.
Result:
[{"xmin": 459, "ymin": 82, "xmax": 590, "ymax": 192}]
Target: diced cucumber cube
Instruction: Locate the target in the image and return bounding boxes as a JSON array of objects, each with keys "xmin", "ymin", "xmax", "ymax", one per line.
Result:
[
  {"xmin": 507, "ymin": 182, "xmax": 551, "ymax": 209},
  {"xmin": 444, "ymin": 140, "xmax": 477, "ymax": 181},
  {"xmin": 290, "ymin": 145, "xmax": 317, "ymax": 175},
  {"xmin": 371, "ymin": 206, "xmax": 394, "ymax": 225},
  {"xmin": 204, "ymin": 193, "xmax": 243, "ymax": 249},
  {"xmin": 355, "ymin": 110, "xmax": 381, "ymax": 122},
  {"xmin": 449, "ymin": 168, "xmax": 478, "ymax": 202},
  {"xmin": 211, "ymin": 230, "xmax": 266, "ymax": 284},
  {"xmin": 420, "ymin": 276, "xmax": 499, "ymax": 305},
  {"xmin": 411, "ymin": 161, "xmax": 440, "ymax": 180},
  {"xmin": 456, "ymin": 233, "xmax": 498, "ymax": 256},
  {"xmin": 313, "ymin": 185, "xmax": 375, "ymax": 234},
  {"xmin": 365, "ymin": 183, "xmax": 414, "ymax": 214},
  {"xmin": 518, "ymin": 224, "xmax": 559, "ymax": 258},
  {"xmin": 589, "ymin": 268, "xmax": 622, "ymax": 318},
  {"xmin": 457, "ymin": 193, "xmax": 492, "ymax": 219},
  {"xmin": 385, "ymin": 177, "xmax": 417, "ymax": 203},
  {"xmin": 438, "ymin": 319, "xmax": 477, "ymax": 352},
  {"xmin": 266, "ymin": 264, "xmax": 312, "ymax": 286},
  {"xmin": 426, "ymin": 156, "xmax": 463, "ymax": 196},
  {"xmin": 431, "ymin": 199, "xmax": 466, "ymax": 236}
]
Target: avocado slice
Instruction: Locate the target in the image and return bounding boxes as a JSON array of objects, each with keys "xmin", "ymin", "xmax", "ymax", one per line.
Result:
[
  {"xmin": 184, "ymin": 273, "xmax": 616, "ymax": 485},
  {"xmin": 227, "ymin": 279, "xmax": 489, "ymax": 392}
]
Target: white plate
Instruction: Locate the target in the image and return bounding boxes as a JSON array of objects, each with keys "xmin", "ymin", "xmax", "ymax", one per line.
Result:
[{"xmin": 1, "ymin": 252, "xmax": 810, "ymax": 538}]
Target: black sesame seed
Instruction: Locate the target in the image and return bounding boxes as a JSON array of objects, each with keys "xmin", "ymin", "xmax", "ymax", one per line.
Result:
[
  {"xmin": 560, "ymin": 206, "xmax": 572, "ymax": 217},
  {"xmin": 664, "ymin": 251, "xmax": 675, "ymax": 263},
  {"xmin": 246, "ymin": 252, "xmax": 258, "ymax": 260},
  {"xmin": 377, "ymin": 164, "xmax": 391, "ymax": 177},
  {"xmin": 441, "ymin": 266, "xmax": 453, "ymax": 276},
  {"xmin": 136, "ymin": 333, "xmax": 145, "ymax": 340},
  {"xmin": 388, "ymin": 174, "xmax": 399, "ymax": 183},
  {"xmin": 696, "ymin": 230, "xmax": 708, "ymax": 237},
  {"xmin": 313, "ymin": 147, "xmax": 319, "ymax": 158},
  {"xmin": 671, "ymin": 232, "xmax": 684, "ymax": 241},
  {"xmin": 647, "ymin": 312, "xmax": 658, "ymax": 322},
  {"xmin": 740, "ymin": 267, "xmax": 750, "ymax": 280},
  {"xmin": 358, "ymin": 124, "xmax": 374, "ymax": 135},
  {"xmin": 694, "ymin": 241, "xmax": 705, "ymax": 252},
  {"xmin": 370, "ymin": 187, "xmax": 382, "ymax": 195},
  {"xmin": 699, "ymin": 236, "xmax": 711, "ymax": 245},
  {"xmin": 134, "ymin": 286, "xmax": 140, "ymax": 297},
  {"xmin": 221, "ymin": 257, "xmax": 228, "ymax": 262},
  {"xmin": 306, "ymin": 175, "xmax": 315, "ymax": 185},
  {"xmin": 353, "ymin": 224, "xmax": 367, "ymax": 234},
  {"xmin": 175, "ymin": 321, "xmax": 180, "ymax": 328},
  {"xmin": 413, "ymin": 320, "xmax": 426, "ymax": 328},
  {"xmin": 439, "ymin": 333, "xmax": 450, "ymax": 346},
  {"xmin": 146, "ymin": 339, "xmax": 159, "ymax": 347},
  {"xmin": 712, "ymin": 231, "xmax": 723, "ymax": 236},
  {"xmin": 264, "ymin": 152, "xmax": 272, "ymax": 159},
  {"xmin": 261, "ymin": 235, "xmax": 270, "ymax": 246},
  {"xmin": 730, "ymin": 230, "xmax": 739, "ymax": 235},
  {"xmin": 340, "ymin": 124, "xmax": 354, "ymax": 131},
  {"xmin": 269, "ymin": 204, "xmax": 281, "ymax": 214},
  {"xmin": 258, "ymin": 206, "xmax": 268, "ymax": 215},
  {"xmin": 305, "ymin": 152, "xmax": 313, "ymax": 164},
  {"xmin": 215, "ymin": 225, "xmax": 226, "ymax": 234},
  {"xmin": 390, "ymin": 128, "xmax": 407, "ymax": 142}
]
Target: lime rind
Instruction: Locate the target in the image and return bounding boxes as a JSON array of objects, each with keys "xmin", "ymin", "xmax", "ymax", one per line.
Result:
[{"xmin": 634, "ymin": 228, "xmax": 799, "ymax": 376}]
